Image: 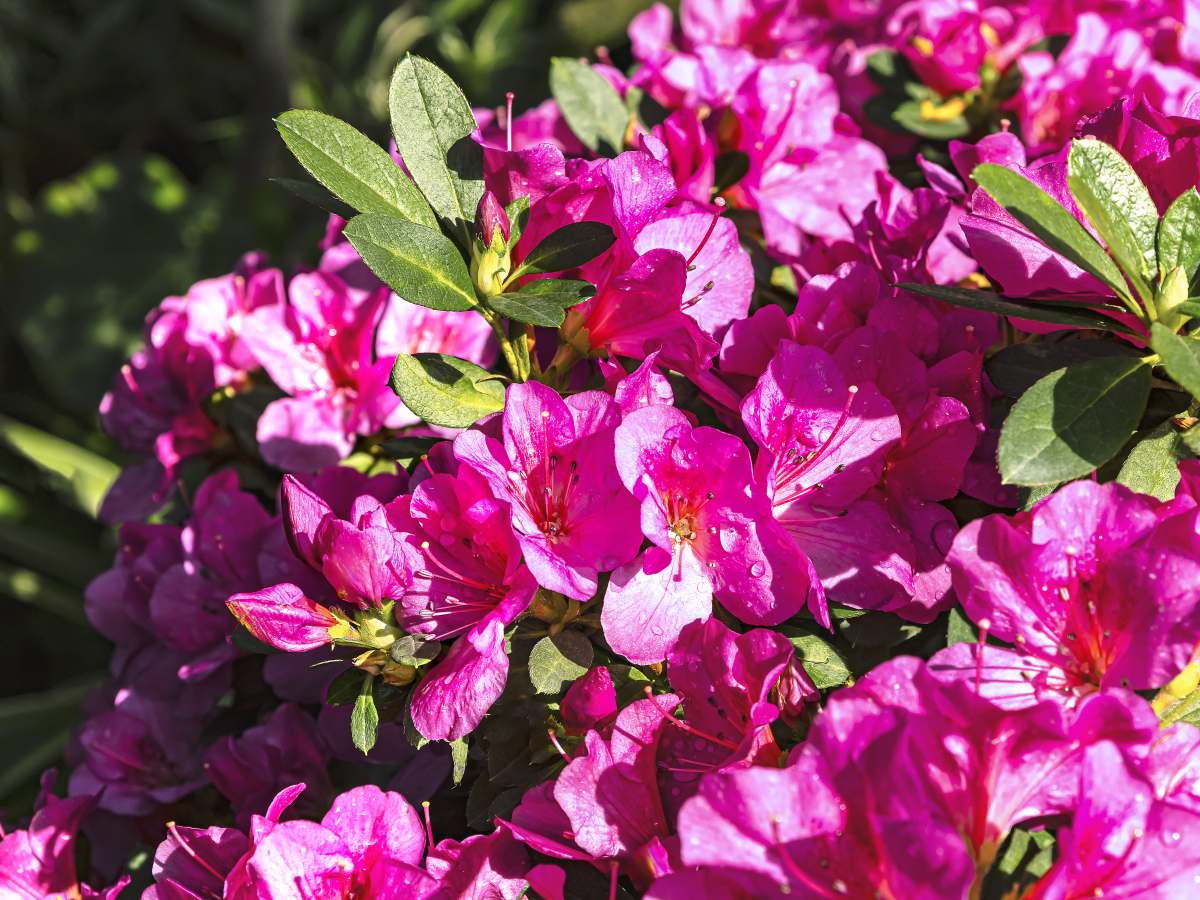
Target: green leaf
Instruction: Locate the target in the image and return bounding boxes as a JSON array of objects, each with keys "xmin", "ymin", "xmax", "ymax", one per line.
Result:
[
  {"xmin": 505, "ymin": 195, "xmax": 530, "ymax": 251},
  {"xmin": 896, "ymin": 283, "xmax": 1139, "ymax": 335},
  {"xmin": 512, "ymin": 221, "xmax": 616, "ymax": 277},
  {"xmin": 712, "ymin": 151, "xmax": 750, "ymax": 194},
  {"xmin": 891, "ymin": 99, "xmax": 970, "ymax": 140},
  {"xmin": 1116, "ymin": 418, "xmax": 1196, "ymax": 500},
  {"xmin": 972, "ymin": 163, "xmax": 1135, "ymax": 306},
  {"xmin": 389, "ymin": 353, "xmax": 506, "ymax": 428},
  {"xmin": 1067, "ymin": 138, "xmax": 1158, "ymax": 303},
  {"xmin": 451, "ymin": 737, "xmax": 469, "ymax": 785},
  {"xmin": 549, "ymin": 57, "xmax": 629, "ymax": 156},
  {"xmin": 1018, "ymin": 483, "xmax": 1057, "ymax": 511},
  {"xmin": 271, "ymin": 177, "xmax": 357, "ymax": 220},
  {"xmin": 230, "ymin": 624, "xmax": 286, "ymax": 655},
  {"xmin": 351, "ymin": 674, "xmax": 379, "ymax": 754},
  {"xmin": 946, "ymin": 607, "xmax": 979, "ymax": 647},
  {"xmin": 998, "ymin": 356, "xmax": 1152, "ymax": 485},
  {"xmin": 780, "ymin": 627, "xmax": 850, "ymax": 690},
  {"xmin": 389, "ymin": 54, "xmax": 485, "ymax": 243},
  {"xmin": 515, "ymin": 278, "xmax": 597, "ymax": 307},
  {"xmin": 325, "ymin": 667, "xmax": 363, "ymax": 705},
  {"xmin": 528, "ymin": 631, "xmax": 593, "ymax": 694},
  {"xmin": 1158, "ymin": 188, "xmax": 1200, "ymax": 281},
  {"xmin": 377, "ymin": 435, "xmax": 445, "ymax": 460},
  {"xmin": 984, "ymin": 339, "xmax": 1143, "ymax": 398},
  {"xmin": 389, "ymin": 634, "xmax": 441, "ymax": 666},
  {"xmin": 488, "ymin": 293, "xmax": 566, "ymax": 327},
  {"xmin": 1151, "ymin": 321, "xmax": 1200, "ymax": 396},
  {"xmin": 1177, "ymin": 300, "xmax": 1200, "ymax": 319},
  {"xmin": 274, "ymin": 110, "xmax": 437, "ymax": 228},
  {"xmin": 344, "ymin": 215, "xmax": 476, "ymax": 311}
]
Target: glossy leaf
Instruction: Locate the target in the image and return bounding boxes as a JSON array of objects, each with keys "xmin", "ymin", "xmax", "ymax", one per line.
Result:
[
  {"xmin": 997, "ymin": 356, "xmax": 1151, "ymax": 485},
  {"xmin": 973, "ymin": 163, "xmax": 1135, "ymax": 306},
  {"xmin": 780, "ymin": 627, "xmax": 850, "ymax": 690},
  {"xmin": 389, "ymin": 353, "xmax": 506, "ymax": 428},
  {"xmin": 451, "ymin": 737, "xmax": 469, "ymax": 785},
  {"xmin": 897, "ymin": 283, "xmax": 1139, "ymax": 334},
  {"xmin": 351, "ymin": 674, "xmax": 379, "ymax": 754},
  {"xmin": 389, "ymin": 54, "xmax": 484, "ymax": 243},
  {"xmin": 274, "ymin": 110, "xmax": 437, "ymax": 227},
  {"xmin": 488, "ymin": 293, "xmax": 566, "ymax": 327},
  {"xmin": 1068, "ymin": 138, "xmax": 1158, "ymax": 303},
  {"xmin": 271, "ymin": 177, "xmax": 357, "ymax": 220},
  {"xmin": 505, "ymin": 195, "xmax": 530, "ymax": 251},
  {"xmin": 1151, "ymin": 322, "xmax": 1200, "ymax": 396},
  {"xmin": 326, "ymin": 667, "xmax": 364, "ymax": 706},
  {"xmin": 985, "ymin": 339, "xmax": 1143, "ymax": 398},
  {"xmin": 1158, "ymin": 188, "xmax": 1200, "ymax": 281},
  {"xmin": 344, "ymin": 214, "xmax": 476, "ymax": 311},
  {"xmin": 512, "ymin": 221, "xmax": 616, "ymax": 277},
  {"xmin": 528, "ymin": 631, "xmax": 593, "ymax": 694},
  {"xmin": 946, "ymin": 607, "xmax": 979, "ymax": 647},
  {"xmin": 516, "ymin": 278, "xmax": 597, "ymax": 307},
  {"xmin": 1116, "ymin": 419, "xmax": 1195, "ymax": 500},
  {"xmin": 549, "ymin": 57, "xmax": 629, "ymax": 156}
]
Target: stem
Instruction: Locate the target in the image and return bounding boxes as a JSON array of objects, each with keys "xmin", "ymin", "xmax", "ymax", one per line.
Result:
[{"xmin": 477, "ymin": 304, "xmax": 527, "ymax": 383}]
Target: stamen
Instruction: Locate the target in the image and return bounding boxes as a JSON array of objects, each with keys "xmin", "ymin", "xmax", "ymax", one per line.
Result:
[
  {"xmin": 548, "ymin": 729, "xmax": 572, "ymax": 763},
  {"xmin": 685, "ymin": 198, "xmax": 726, "ymax": 267},
  {"xmin": 642, "ymin": 686, "xmax": 738, "ymax": 750},
  {"xmin": 769, "ymin": 819, "xmax": 837, "ymax": 899},
  {"xmin": 166, "ymin": 822, "xmax": 226, "ymax": 881},
  {"xmin": 773, "ymin": 386, "xmax": 858, "ymax": 506},
  {"xmin": 422, "ymin": 801, "xmax": 434, "ymax": 847},
  {"xmin": 609, "ymin": 860, "xmax": 619, "ymax": 900},
  {"xmin": 506, "ymin": 92, "xmax": 514, "ymax": 152},
  {"xmin": 776, "ymin": 511, "xmax": 849, "ymax": 524},
  {"xmin": 975, "ymin": 618, "xmax": 991, "ymax": 695},
  {"xmin": 596, "ymin": 46, "xmax": 614, "ymax": 67},
  {"xmin": 421, "ymin": 454, "xmax": 437, "ymax": 480}
]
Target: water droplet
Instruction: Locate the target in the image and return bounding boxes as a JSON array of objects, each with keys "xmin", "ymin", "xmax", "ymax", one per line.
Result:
[
  {"xmin": 818, "ymin": 426, "xmax": 833, "ymax": 441},
  {"xmin": 651, "ymin": 625, "xmax": 663, "ymax": 636},
  {"xmin": 438, "ymin": 533, "xmax": 456, "ymax": 547},
  {"xmin": 870, "ymin": 430, "xmax": 885, "ymax": 442},
  {"xmin": 719, "ymin": 527, "xmax": 745, "ymax": 553},
  {"xmin": 995, "ymin": 491, "xmax": 1009, "ymax": 503},
  {"xmin": 931, "ymin": 520, "xmax": 958, "ymax": 555},
  {"xmin": 749, "ymin": 562, "xmax": 766, "ymax": 577}
]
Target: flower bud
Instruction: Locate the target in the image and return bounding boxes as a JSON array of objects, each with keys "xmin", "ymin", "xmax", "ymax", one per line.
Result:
[
  {"xmin": 227, "ymin": 583, "xmax": 354, "ymax": 651},
  {"xmin": 473, "ymin": 191, "xmax": 510, "ymax": 249},
  {"xmin": 1157, "ymin": 265, "xmax": 1191, "ymax": 332}
]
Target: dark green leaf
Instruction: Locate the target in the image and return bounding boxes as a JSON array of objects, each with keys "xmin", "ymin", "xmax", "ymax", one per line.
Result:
[
  {"xmin": 985, "ymin": 340, "xmax": 1143, "ymax": 397},
  {"xmin": 505, "ymin": 195, "xmax": 530, "ymax": 251},
  {"xmin": 609, "ymin": 664, "xmax": 652, "ymax": 708},
  {"xmin": 274, "ymin": 110, "xmax": 437, "ymax": 227},
  {"xmin": 998, "ymin": 356, "xmax": 1152, "ymax": 485},
  {"xmin": 1151, "ymin": 321, "xmax": 1200, "ymax": 396},
  {"xmin": 973, "ymin": 163, "xmax": 1134, "ymax": 306},
  {"xmin": 864, "ymin": 50, "xmax": 916, "ymax": 94},
  {"xmin": 451, "ymin": 737, "xmax": 469, "ymax": 785},
  {"xmin": 712, "ymin": 151, "xmax": 750, "ymax": 194},
  {"xmin": 403, "ymin": 689, "xmax": 429, "ymax": 749},
  {"xmin": 1158, "ymin": 188, "xmax": 1200, "ymax": 281},
  {"xmin": 389, "ymin": 54, "xmax": 485, "ymax": 243},
  {"xmin": 528, "ymin": 631, "xmax": 593, "ymax": 694},
  {"xmin": 946, "ymin": 607, "xmax": 979, "ymax": 646},
  {"xmin": 488, "ymin": 293, "xmax": 566, "ymax": 327},
  {"xmin": 230, "ymin": 624, "xmax": 285, "ymax": 655},
  {"xmin": 1175, "ymin": 300, "xmax": 1200, "ymax": 319},
  {"xmin": 1116, "ymin": 418, "xmax": 1195, "ymax": 500},
  {"xmin": 271, "ymin": 178, "xmax": 357, "ymax": 220},
  {"xmin": 891, "ymin": 100, "xmax": 970, "ymax": 139},
  {"xmin": 513, "ymin": 278, "xmax": 597, "ymax": 308},
  {"xmin": 1018, "ymin": 484, "xmax": 1057, "ymax": 511},
  {"xmin": 344, "ymin": 215, "xmax": 476, "ymax": 311},
  {"xmin": 549, "ymin": 57, "xmax": 629, "ymax": 156},
  {"xmin": 351, "ymin": 675, "xmax": 379, "ymax": 754},
  {"xmin": 326, "ymin": 667, "xmax": 364, "ymax": 705},
  {"xmin": 1067, "ymin": 138, "xmax": 1158, "ymax": 302},
  {"xmin": 513, "ymin": 221, "xmax": 616, "ymax": 277},
  {"xmin": 389, "ymin": 634, "xmax": 441, "ymax": 666},
  {"xmin": 896, "ymin": 283, "xmax": 1139, "ymax": 335},
  {"xmin": 780, "ymin": 628, "xmax": 850, "ymax": 690},
  {"xmin": 389, "ymin": 353, "xmax": 506, "ymax": 428}
]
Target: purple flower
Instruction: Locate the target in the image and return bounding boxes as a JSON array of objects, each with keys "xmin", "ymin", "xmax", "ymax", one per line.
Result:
[
  {"xmin": 387, "ymin": 471, "xmax": 539, "ymax": 739},
  {"xmin": 454, "ymin": 381, "xmax": 642, "ymax": 601},
  {"xmin": 605, "ymin": 403, "xmax": 825, "ymax": 664},
  {"xmin": 948, "ymin": 479, "xmax": 1200, "ymax": 693},
  {"xmin": 203, "ymin": 703, "xmax": 334, "ymax": 829}
]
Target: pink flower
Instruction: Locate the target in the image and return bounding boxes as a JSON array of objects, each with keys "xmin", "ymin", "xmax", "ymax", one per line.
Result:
[
  {"xmin": 605, "ymin": 403, "xmax": 826, "ymax": 664},
  {"xmin": 454, "ymin": 381, "xmax": 642, "ymax": 601},
  {"xmin": 947, "ymin": 478, "xmax": 1200, "ymax": 695}
]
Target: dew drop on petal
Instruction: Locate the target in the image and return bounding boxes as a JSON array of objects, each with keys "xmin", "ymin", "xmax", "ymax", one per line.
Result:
[
  {"xmin": 931, "ymin": 520, "xmax": 958, "ymax": 555},
  {"xmin": 749, "ymin": 562, "xmax": 766, "ymax": 577}
]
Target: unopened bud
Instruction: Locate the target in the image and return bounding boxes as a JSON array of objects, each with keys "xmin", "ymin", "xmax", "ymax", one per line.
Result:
[
  {"xmin": 530, "ymin": 587, "xmax": 569, "ymax": 624},
  {"xmin": 1157, "ymin": 265, "xmax": 1191, "ymax": 332},
  {"xmin": 473, "ymin": 191, "xmax": 511, "ymax": 248}
]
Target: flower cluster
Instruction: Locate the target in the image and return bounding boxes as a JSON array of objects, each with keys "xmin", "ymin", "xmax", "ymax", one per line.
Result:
[{"xmin": 15, "ymin": 0, "xmax": 1200, "ymax": 898}]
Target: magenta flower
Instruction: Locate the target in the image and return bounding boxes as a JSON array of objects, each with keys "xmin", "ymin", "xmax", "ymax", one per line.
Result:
[
  {"xmin": 1023, "ymin": 741, "xmax": 1200, "ymax": 900},
  {"xmin": 203, "ymin": 702, "xmax": 334, "ymax": 829},
  {"xmin": 560, "ymin": 666, "xmax": 619, "ymax": 737},
  {"xmin": 948, "ymin": 479, "xmax": 1200, "ymax": 693},
  {"xmin": 388, "ymin": 470, "xmax": 538, "ymax": 739},
  {"xmin": 424, "ymin": 825, "xmax": 530, "ymax": 900},
  {"xmin": 605, "ymin": 403, "xmax": 825, "ymax": 664},
  {"xmin": 0, "ymin": 772, "xmax": 109, "ymax": 900},
  {"xmin": 454, "ymin": 381, "xmax": 642, "ymax": 601}
]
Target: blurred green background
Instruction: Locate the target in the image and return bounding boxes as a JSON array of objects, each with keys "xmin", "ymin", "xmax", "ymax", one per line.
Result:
[{"xmin": 0, "ymin": 0, "xmax": 658, "ymax": 815}]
